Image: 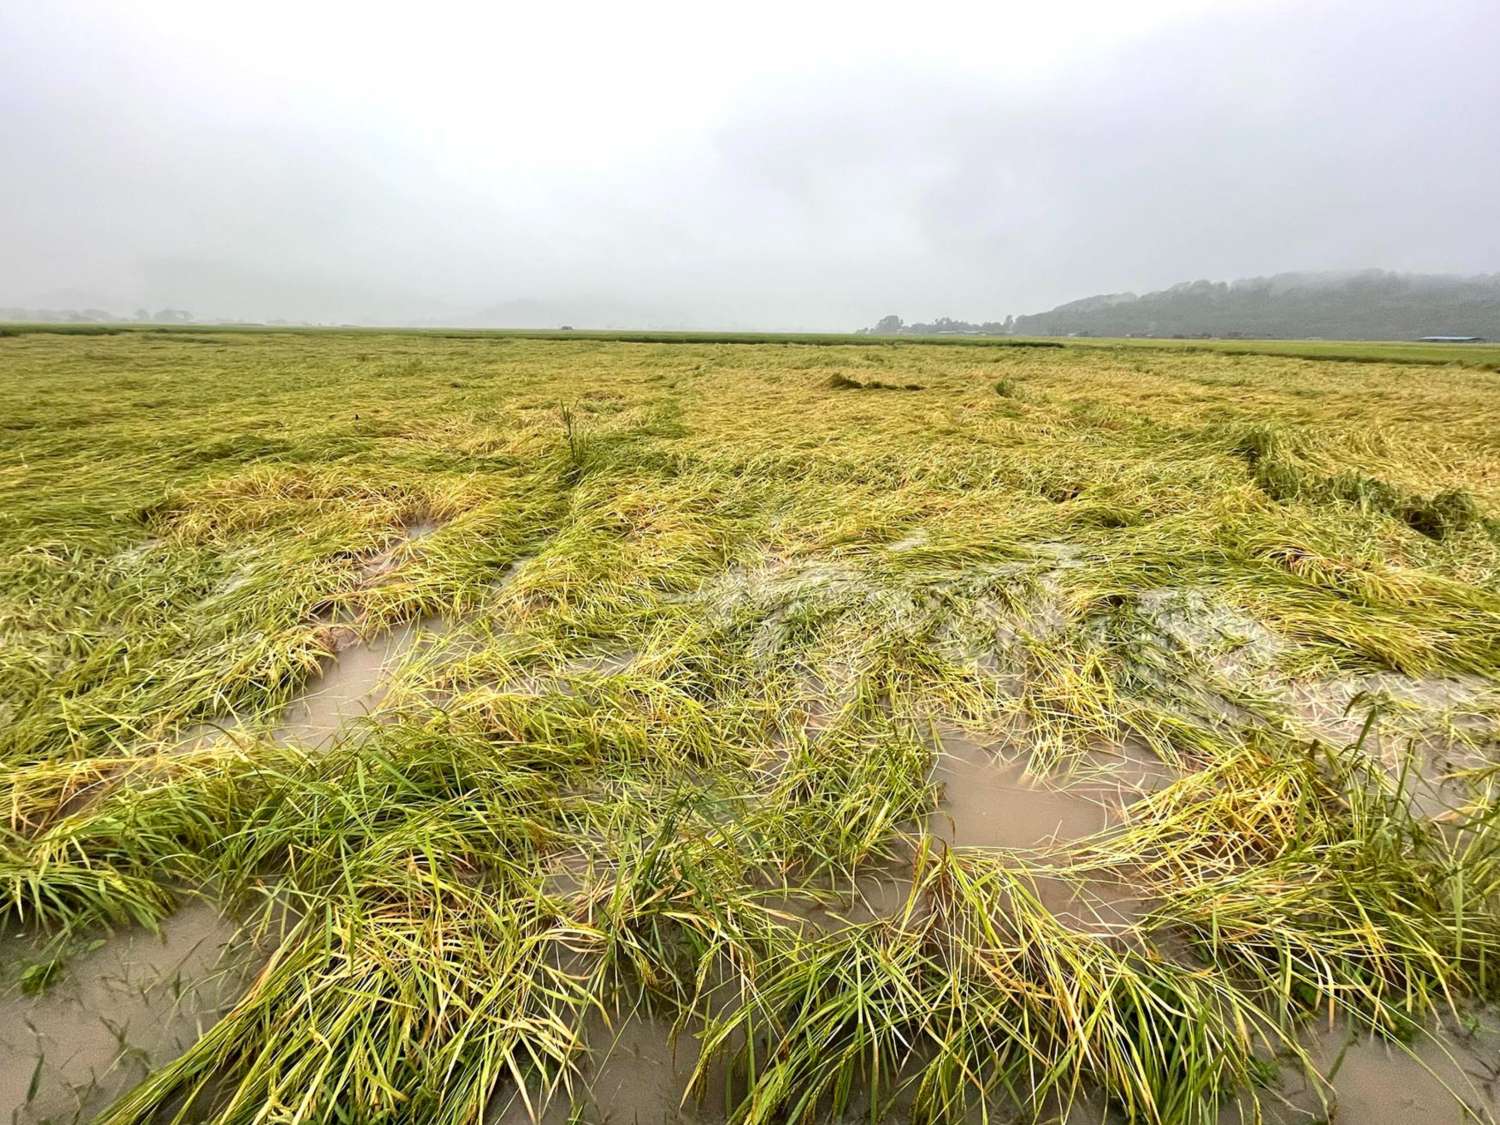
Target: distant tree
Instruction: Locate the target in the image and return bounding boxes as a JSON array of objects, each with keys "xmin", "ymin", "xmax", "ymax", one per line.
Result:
[
  {"xmin": 859, "ymin": 312, "xmax": 1016, "ymax": 337},
  {"xmin": 1009, "ymin": 270, "xmax": 1500, "ymax": 340}
]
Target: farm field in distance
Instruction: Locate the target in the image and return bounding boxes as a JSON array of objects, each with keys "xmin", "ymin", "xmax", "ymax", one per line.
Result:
[
  {"xmin": 2, "ymin": 329, "xmax": 1500, "ymax": 1124},
  {"xmin": 6, "ymin": 321, "xmax": 1500, "ymax": 372}
]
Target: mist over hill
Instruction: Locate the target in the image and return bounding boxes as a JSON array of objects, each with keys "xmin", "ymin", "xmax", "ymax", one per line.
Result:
[{"xmin": 1008, "ymin": 270, "xmax": 1500, "ymax": 340}]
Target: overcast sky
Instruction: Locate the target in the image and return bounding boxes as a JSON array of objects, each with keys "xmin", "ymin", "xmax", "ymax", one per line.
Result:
[{"xmin": 2, "ymin": 0, "xmax": 1497, "ymax": 329}]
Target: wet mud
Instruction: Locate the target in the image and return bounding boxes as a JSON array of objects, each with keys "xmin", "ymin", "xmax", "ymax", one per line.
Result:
[
  {"xmin": 0, "ymin": 902, "xmax": 254, "ymax": 1125},
  {"xmin": 1219, "ymin": 1016, "xmax": 1500, "ymax": 1125},
  {"xmin": 488, "ymin": 1008, "xmax": 730, "ymax": 1125}
]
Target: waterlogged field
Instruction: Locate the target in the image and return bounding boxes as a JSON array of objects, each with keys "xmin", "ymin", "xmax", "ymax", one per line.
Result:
[{"xmin": 2, "ymin": 330, "xmax": 1499, "ymax": 1124}]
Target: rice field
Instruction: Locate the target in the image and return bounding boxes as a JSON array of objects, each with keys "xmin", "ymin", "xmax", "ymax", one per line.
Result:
[{"xmin": 2, "ymin": 329, "xmax": 1499, "ymax": 1124}]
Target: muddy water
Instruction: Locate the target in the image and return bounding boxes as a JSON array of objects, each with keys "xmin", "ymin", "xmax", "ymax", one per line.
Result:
[
  {"xmin": 578, "ymin": 1011, "xmax": 729, "ymax": 1125},
  {"xmin": 766, "ymin": 866, "xmax": 923, "ymax": 932},
  {"xmin": 170, "ymin": 714, "xmax": 249, "ymax": 755},
  {"xmin": 1307, "ymin": 1023, "xmax": 1500, "ymax": 1124},
  {"xmin": 931, "ymin": 731, "xmax": 1179, "ymax": 848},
  {"xmin": 1218, "ymin": 1017, "xmax": 1500, "ymax": 1125},
  {"xmin": 1287, "ymin": 673, "xmax": 1500, "ymax": 820},
  {"xmin": 484, "ymin": 1005, "xmax": 1500, "ymax": 1125},
  {"xmin": 503, "ymin": 650, "xmax": 638, "ymax": 698},
  {"xmin": 0, "ymin": 902, "xmax": 251, "ymax": 1125},
  {"xmin": 359, "ymin": 518, "xmax": 444, "ymax": 580},
  {"xmin": 928, "ymin": 734, "xmax": 1169, "ymax": 936},
  {"xmin": 274, "ymin": 616, "xmax": 448, "ymax": 748},
  {"xmin": 488, "ymin": 1009, "xmax": 730, "ymax": 1125},
  {"xmin": 1101, "ymin": 737, "xmax": 1185, "ymax": 800},
  {"xmin": 171, "ymin": 616, "xmax": 453, "ymax": 754},
  {"xmin": 772, "ymin": 733, "xmax": 1168, "ymax": 939},
  {"xmin": 561, "ymin": 651, "xmax": 635, "ymax": 677},
  {"xmin": 930, "ymin": 737, "xmax": 1111, "ymax": 852}
]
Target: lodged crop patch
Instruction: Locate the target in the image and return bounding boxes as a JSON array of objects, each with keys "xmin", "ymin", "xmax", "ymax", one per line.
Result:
[{"xmin": 2, "ymin": 331, "xmax": 1499, "ymax": 1123}]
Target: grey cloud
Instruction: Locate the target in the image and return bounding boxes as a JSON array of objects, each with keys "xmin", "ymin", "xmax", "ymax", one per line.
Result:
[{"xmin": 1, "ymin": 0, "xmax": 1496, "ymax": 329}]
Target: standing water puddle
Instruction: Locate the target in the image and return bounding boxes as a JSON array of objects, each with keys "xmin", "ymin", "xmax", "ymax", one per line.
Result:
[
  {"xmin": 1287, "ymin": 674, "xmax": 1500, "ymax": 821},
  {"xmin": 274, "ymin": 616, "xmax": 448, "ymax": 749},
  {"xmin": 928, "ymin": 733, "xmax": 1172, "ymax": 936},
  {"xmin": 930, "ymin": 736, "xmax": 1111, "ymax": 851},
  {"xmin": 0, "ymin": 902, "xmax": 255, "ymax": 1125},
  {"xmin": 776, "ymin": 733, "xmax": 1173, "ymax": 938},
  {"xmin": 269, "ymin": 518, "xmax": 450, "ymax": 748},
  {"xmin": 359, "ymin": 518, "xmax": 444, "ymax": 581},
  {"xmin": 172, "ymin": 616, "xmax": 454, "ymax": 755}
]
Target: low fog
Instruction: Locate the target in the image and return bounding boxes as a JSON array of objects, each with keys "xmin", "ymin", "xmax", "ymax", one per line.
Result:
[{"xmin": 2, "ymin": 0, "xmax": 1497, "ymax": 329}]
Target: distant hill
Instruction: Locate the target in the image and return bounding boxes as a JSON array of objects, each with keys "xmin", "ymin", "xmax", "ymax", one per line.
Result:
[{"xmin": 1009, "ymin": 270, "xmax": 1500, "ymax": 340}]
